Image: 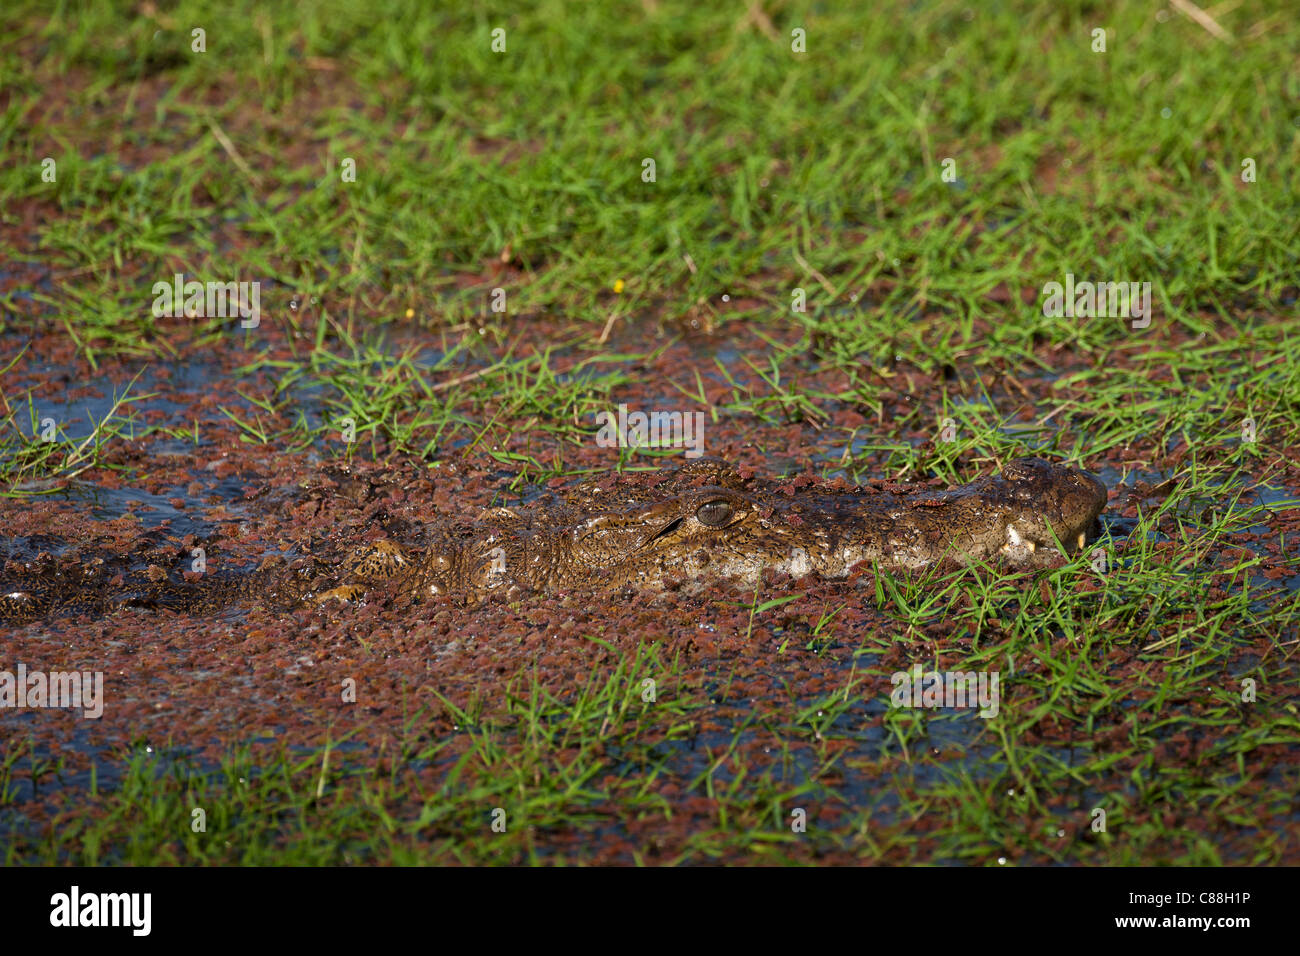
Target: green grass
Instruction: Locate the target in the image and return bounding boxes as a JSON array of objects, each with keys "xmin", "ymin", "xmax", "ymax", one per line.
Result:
[
  {"xmin": 3, "ymin": 0, "xmax": 1296, "ymax": 344},
  {"xmin": 2, "ymin": 0, "xmax": 1298, "ymax": 472},
  {"xmin": 1, "ymin": 0, "xmax": 1298, "ymax": 864}
]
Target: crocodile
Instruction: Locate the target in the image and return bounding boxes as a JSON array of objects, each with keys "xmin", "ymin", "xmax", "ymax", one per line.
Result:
[{"xmin": 0, "ymin": 456, "xmax": 1107, "ymax": 620}]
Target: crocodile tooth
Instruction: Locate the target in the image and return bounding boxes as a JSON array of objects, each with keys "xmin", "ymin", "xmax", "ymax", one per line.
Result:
[{"xmin": 1007, "ymin": 526, "xmax": 1035, "ymax": 552}]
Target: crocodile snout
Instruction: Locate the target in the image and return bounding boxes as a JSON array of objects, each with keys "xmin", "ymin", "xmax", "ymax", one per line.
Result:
[{"xmin": 998, "ymin": 458, "xmax": 1108, "ymax": 562}]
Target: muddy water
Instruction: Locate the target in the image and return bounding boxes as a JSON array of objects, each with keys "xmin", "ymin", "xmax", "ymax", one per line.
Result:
[{"xmin": 3, "ymin": 337, "xmax": 1298, "ymax": 861}]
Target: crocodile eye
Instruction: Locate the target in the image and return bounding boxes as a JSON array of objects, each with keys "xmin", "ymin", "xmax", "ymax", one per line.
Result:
[{"xmin": 695, "ymin": 499, "xmax": 734, "ymax": 527}]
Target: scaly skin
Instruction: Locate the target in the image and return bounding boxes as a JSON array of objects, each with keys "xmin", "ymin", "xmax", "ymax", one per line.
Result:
[{"xmin": 1, "ymin": 457, "xmax": 1107, "ymax": 619}]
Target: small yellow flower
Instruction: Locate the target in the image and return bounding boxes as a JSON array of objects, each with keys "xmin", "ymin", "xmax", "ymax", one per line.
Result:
[
  {"xmin": 405, "ymin": 308, "xmax": 415, "ymax": 319},
  {"xmin": 613, "ymin": 279, "xmax": 625, "ymax": 294}
]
